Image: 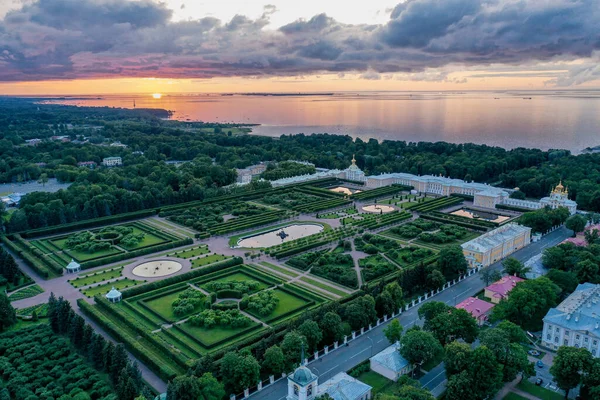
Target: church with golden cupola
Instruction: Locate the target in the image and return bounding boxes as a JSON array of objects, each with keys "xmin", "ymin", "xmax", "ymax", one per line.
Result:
[{"xmin": 540, "ymin": 181, "xmax": 578, "ymax": 215}]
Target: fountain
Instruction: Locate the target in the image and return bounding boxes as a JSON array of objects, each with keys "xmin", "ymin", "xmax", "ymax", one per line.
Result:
[{"xmin": 132, "ymin": 260, "xmax": 183, "ymax": 278}]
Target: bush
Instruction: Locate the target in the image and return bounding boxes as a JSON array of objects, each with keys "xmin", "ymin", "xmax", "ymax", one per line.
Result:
[
  {"xmin": 246, "ymin": 291, "xmax": 279, "ymax": 316},
  {"xmin": 188, "ymin": 309, "xmax": 251, "ymax": 329},
  {"xmin": 172, "ymin": 288, "xmax": 205, "ymax": 317}
]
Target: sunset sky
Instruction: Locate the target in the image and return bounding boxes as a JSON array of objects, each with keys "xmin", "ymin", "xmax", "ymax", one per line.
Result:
[{"xmin": 1, "ymin": 0, "xmax": 599, "ymax": 95}]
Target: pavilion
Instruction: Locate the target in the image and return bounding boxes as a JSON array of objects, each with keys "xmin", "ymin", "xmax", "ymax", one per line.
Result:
[
  {"xmin": 105, "ymin": 287, "xmax": 122, "ymax": 303},
  {"xmin": 66, "ymin": 259, "xmax": 81, "ymax": 273}
]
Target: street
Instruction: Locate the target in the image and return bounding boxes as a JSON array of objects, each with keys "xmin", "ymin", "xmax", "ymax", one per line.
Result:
[{"xmin": 251, "ymin": 226, "xmax": 572, "ymax": 400}]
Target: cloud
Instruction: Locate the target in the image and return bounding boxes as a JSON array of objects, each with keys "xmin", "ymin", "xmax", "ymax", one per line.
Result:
[{"xmin": 0, "ymin": 0, "xmax": 599, "ymax": 84}]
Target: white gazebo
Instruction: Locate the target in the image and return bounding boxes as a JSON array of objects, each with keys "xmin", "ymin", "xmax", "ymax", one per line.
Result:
[
  {"xmin": 66, "ymin": 259, "xmax": 81, "ymax": 273},
  {"xmin": 105, "ymin": 287, "xmax": 122, "ymax": 303}
]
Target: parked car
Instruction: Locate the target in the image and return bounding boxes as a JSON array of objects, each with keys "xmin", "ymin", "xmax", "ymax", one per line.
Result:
[
  {"xmin": 536, "ymin": 360, "xmax": 544, "ymax": 368},
  {"xmin": 528, "ymin": 350, "xmax": 541, "ymax": 356},
  {"xmin": 535, "ymin": 378, "xmax": 544, "ymax": 386}
]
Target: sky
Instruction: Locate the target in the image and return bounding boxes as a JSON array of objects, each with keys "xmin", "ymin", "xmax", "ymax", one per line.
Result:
[{"xmin": 0, "ymin": 0, "xmax": 599, "ymax": 94}]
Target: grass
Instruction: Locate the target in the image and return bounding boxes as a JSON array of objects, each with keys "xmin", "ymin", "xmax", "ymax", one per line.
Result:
[
  {"xmin": 69, "ymin": 267, "xmax": 124, "ymax": 288},
  {"xmin": 83, "ymin": 278, "xmax": 141, "ymax": 297},
  {"xmin": 169, "ymin": 246, "xmax": 210, "ymax": 259},
  {"xmin": 120, "ymin": 226, "xmax": 168, "ymax": 250},
  {"xmin": 247, "ymin": 288, "xmax": 309, "ymax": 322},
  {"xmin": 299, "ymin": 277, "xmax": 349, "ymax": 297},
  {"xmin": 503, "ymin": 393, "xmax": 529, "ymax": 400},
  {"xmin": 258, "ymin": 262, "xmax": 300, "ymax": 277},
  {"xmin": 8, "ymin": 284, "xmax": 44, "ymax": 301},
  {"xmin": 77, "ymin": 262, "xmax": 130, "ymax": 276},
  {"xmin": 355, "ymin": 371, "xmax": 393, "ymax": 394},
  {"xmin": 179, "ymin": 321, "xmax": 260, "ymax": 346},
  {"xmin": 200, "ymin": 271, "xmax": 269, "ymax": 293},
  {"xmin": 145, "ymin": 289, "xmax": 205, "ymax": 321},
  {"xmin": 191, "ymin": 254, "xmax": 232, "ymax": 268},
  {"xmin": 16, "ymin": 303, "xmax": 49, "ymax": 317},
  {"xmin": 516, "ymin": 381, "xmax": 563, "ymax": 400},
  {"xmin": 61, "ymin": 243, "xmax": 123, "ymax": 262}
]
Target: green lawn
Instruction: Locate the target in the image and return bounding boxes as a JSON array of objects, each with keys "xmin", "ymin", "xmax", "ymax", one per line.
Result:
[
  {"xmin": 69, "ymin": 267, "xmax": 124, "ymax": 288},
  {"xmin": 170, "ymin": 246, "xmax": 210, "ymax": 259},
  {"xmin": 8, "ymin": 284, "xmax": 44, "ymax": 301},
  {"xmin": 355, "ymin": 371, "xmax": 393, "ymax": 394},
  {"xmin": 200, "ymin": 271, "xmax": 269, "ymax": 293},
  {"xmin": 258, "ymin": 262, "xmax": 300, "ymax": 277},
  {"xmin": 120, "ymin": 226, "xmax": 168, "ymax": 250},
  {"xmin": 144, "ymin": 289, "xmax": 205, "ymax": 321},
  {"xmin": 83, "ymin": 278, "xmax": 141, "ymax": 297},
  {"xmin": 179, "ymin": 320, "xmax": 260, "ymax": 346},
  {"xmin": 517, "ymin": 381, "xmax": 563, "ymax": 400},
  {"xmin": 58, "ymin": 239, "xmax": 123, "ymax": 262},
  {"xmin": 191, "ymin": 254, "xmax": 232, "ymax": 268},
  {"xmin": 503, "ymin": 393, "xmax": 529, "ymax": 400},
  {"xmin": 299, "ymin": 277, "xmax": 349, "ymax": 297},
  {"xmin": 247, "ymin": 288, "xmax": 309, "ymax": 322}
]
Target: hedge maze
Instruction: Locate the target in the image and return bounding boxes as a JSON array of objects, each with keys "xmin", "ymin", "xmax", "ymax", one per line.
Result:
[
  {"xmin": 409, "ymin": 196, "xmax": 463, "ymax": 212},
  {"xmin": 349, "ymin": 184, "xmax": 410, "ymax": 200}
]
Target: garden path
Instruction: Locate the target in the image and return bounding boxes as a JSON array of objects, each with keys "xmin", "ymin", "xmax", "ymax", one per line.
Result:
[{"xmin": 348, "ymin": 240, "xmax": 364, "ymax": 287}]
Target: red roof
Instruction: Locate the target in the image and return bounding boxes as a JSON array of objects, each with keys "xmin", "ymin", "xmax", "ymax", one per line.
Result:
[
  {"xmin": 486, "ymin": 276, "xmax": 525, "ymax": 298},
  {"xmin": 456, "ymin": 297, "xmax": 495, "ymax": 319}
]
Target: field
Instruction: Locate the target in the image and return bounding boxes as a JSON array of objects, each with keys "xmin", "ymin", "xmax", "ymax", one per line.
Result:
[
  {"xmin": 69, "ymin": 266, "xmax": 124, "ymax": 288},
  {"xmin": 8, "ymin": 284, "xmax": 44, "ymax": 301}
]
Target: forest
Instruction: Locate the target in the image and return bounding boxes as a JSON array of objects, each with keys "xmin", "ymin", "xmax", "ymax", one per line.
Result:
[{"xmin": 1, "ymin": 97, "xmax": 600, "ymax": 234}]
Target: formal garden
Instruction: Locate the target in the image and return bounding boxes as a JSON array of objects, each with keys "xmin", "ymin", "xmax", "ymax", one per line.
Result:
[{"xmin": 359, "ymin": 254, "xmax": 397, "ymax": 282}]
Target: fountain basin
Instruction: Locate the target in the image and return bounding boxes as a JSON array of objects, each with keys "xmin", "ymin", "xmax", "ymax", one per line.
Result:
[{"xmin": 132, "ymin": 260, "xmax": 183, "ymax": 278}]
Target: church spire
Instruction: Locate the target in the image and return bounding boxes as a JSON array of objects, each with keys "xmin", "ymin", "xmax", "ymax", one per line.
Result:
[
  {"xmin": 301, "ymin": 343, "xmax": 305, "ymax": 366},
  {"xmin": 351, "ymin": 154, "xmax": 356, "ymax": 166}
]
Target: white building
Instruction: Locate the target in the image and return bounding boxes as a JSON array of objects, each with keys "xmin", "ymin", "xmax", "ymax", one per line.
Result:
[
  {"xmin": 318, "ymin": 372, "xmax": 372, "ymax": 400},
  {"xmin": 287, "ymin": 364, "xmax": 319, "ymax": 400},
  {"xmin": 542, "ymin": 283, "xmax": 600, "ymax": 356},
  {"xmin": 345, "ymin": 155, "xmax": 366, "ymax": 182},
  {"xmin": 102, "ymin": 157, "xmax": 122, "ymax": 167},
  {"xmin": 461, "ymin": 223, "xmax": 531, "ymax": 268},
  {"xmin": 271, "ymin": 157, "xmax": 365, "ymax": 187},
  {"xmin": 539, "ymin": 181, "xmax": 577, "ymax": 215},
  {"xmin": 105, "ymin": 287, "xmax": 122, "ymax": 303},
  {"xmin": 369, "ymin": 342, "xmax": 413, "ymax": 381},
  {"xmin": 236, "ymin": 163, "xmax": 267, "ymax": 184},
  {"xmin": 66, "ymin": 259, "xmax": 81, "ymax": 273}
]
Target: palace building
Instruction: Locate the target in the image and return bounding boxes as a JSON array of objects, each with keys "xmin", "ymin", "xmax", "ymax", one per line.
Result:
[{"xmin": 461, "ymin": 223, "xmax": 531, "ymax": 268}]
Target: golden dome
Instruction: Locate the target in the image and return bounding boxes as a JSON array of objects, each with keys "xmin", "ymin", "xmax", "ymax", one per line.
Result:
[{"xmin": 552, "ymin": 180, "xmax": 566, "ymax": 194}]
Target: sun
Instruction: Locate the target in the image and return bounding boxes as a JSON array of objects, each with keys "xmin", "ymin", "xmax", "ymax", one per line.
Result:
[{"xmin": 152, "ymin": 93, "xmax": 162, "ymax": 99}]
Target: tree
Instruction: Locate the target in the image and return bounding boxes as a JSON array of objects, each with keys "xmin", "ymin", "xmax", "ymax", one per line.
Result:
[
  {"xmin": 546, "ymin": 269, "xmax": 579, "ymax": 297},
  {"xmin": 280, "ymin": 331, "xmax": 307, "ymax": 369},
  {"xmin": 0, "ymin": 293, "xmax": 16, "ymax": 331},
  {"xmin": 550, "ymin": 346, "xmax": 593, "ymax": 398},
  {"xmin": 426, "ymin": 269, "xmax": 446, "ymax": 290},
  {"xmin": 384, "ymin": 319, "xmax": 404, "ymax": 344},
  {"xmin": 480, "ymin": 268, "xmax": 502, "ymax": 286},
  {"xmin": 383, "ymin": 282, "xmax": 404, "ymax": 310},
  {"xmin": 491, "ymin": 277, "xmax": 560, "ymax": 330},
  {"xmin": 445, "ymin": 371, "xmax": 474, "ymax": 400},
  {"xmin": 437, "ymin": 246, "xmax": 468, "ymax": 279},
  {"xmin": 38, "ymin": 173, "xmax": 49, "ymax": 187},
  {"xmin": 444, "ymin": 341, "xmax": 472, "ymax": 376},
  {"xmin": 298, "ymin": 320, "xmax": 323, "ymax": 352},
  {"xmin": 581, "ymin": 358, "xmax": 600, "ymax": 399},
  {"xmin": 575, "ymin": 259, "xmax": 600, "ymax": 283},
  {"xmin": 376, "ymin": 291, "xmax": 396, "ymax": 317},
  {"xmin": 110, "ymin": 344, "xmax": 129, "ymax": 385},
  {"xmin": 585, "ymin": 229, "xmax": 600, "ymax": 246},
  {"xmin": 566, "ymin": 214, "xmax": 587, "ymax": 234},
  {"xmin": 198, "ymin": 373, "xmax": 225, "ymax": 400},
  {"xmin": 167, "ymin": 375, "xmax": 201, "ymax": 400},
  {"xmin": 502, "ymin": 258, "xmax": 531, "ymax": 278},
  {"xmin": 425, "ymin": 308, "xmax": 479, "ymax": 346},
  {"xmin": 496, "ymin": 321, "xmax": 528, "ymax": 344},
  {"xmin": 399, "ymin": 330, "xmax": 443, "ymax": 374},
  {"xmin": 459, "ymin": 346, "xmax": 503, "ymax": 400},
  {"xmin": 320, "ymin": 312, "xmax": 345, "ymax": 343},
  {"xmin": 343, "ymin": 295, "xmax": 376, "ymax": 330},
  {"xmin": 220, "ymin": 351, "xmax": 260, "ymax": 394},
  {"xmin": 418, "ymin": 301, "xmax": 450, "ymax": 322},
  {"xmin": 262, "ymin": 345, "xmax": 286, "ymax": 376},
  {"xmin": 510, "ymin": 190, "xmax": 526, "ymax": 200}
]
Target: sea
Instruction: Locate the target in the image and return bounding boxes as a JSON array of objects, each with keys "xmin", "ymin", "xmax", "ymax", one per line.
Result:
[{"xmin": 41, "ymin": 91, "xmax": 600, "ymax": 153}]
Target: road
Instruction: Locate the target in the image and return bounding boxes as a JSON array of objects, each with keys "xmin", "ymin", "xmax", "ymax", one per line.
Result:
[{"xmin": 251, "ymin": 226, "xmax": 571, "ymax": 400}]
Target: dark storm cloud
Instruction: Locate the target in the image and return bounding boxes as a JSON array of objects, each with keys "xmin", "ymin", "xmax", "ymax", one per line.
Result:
[{"xmin": 0, "ymin": 0, "xmax": 599, "ymax": 84}]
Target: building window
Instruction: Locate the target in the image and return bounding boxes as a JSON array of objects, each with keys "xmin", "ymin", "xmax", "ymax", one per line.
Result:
[
  {"xmin": 294, "ymin": 385, "xmax": 299, "ymax": 396},
  {"xmin": 555, "ymin": 337, "xmax": 559, "ymax": 343},
  {"xmin": 585, "ymin": 337, "xmax": 589, "ymax": 343},
  {"xmin": 556, "ymin": 327, "xmax": 560, "ymax": 333},
  {"xmin": 594, "ymin": 340, "xmax": 598, "ymax": 346},
  {"xmin": 564, "ymin": 340, "xmax": 568, "ymax": 345},
  {"xmin": 565, "ymin": 331, "xmax": 570, "ymax": 336},
  {"xmin": 577, "ymin": 335, "xmax": 580, "ymax": 340},
  {"xmin": 307, "ymin": 385, "xmax": 312, "ymax": 396},
  {"xmin": 547, "ymin": 334, "xmax": 551, "ymax": 340},
  {"xmin": 576, "ymin": 344, "xmax": 580, "ymax": 348}
]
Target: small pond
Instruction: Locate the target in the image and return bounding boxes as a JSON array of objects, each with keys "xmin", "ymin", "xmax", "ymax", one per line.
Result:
[
  {"xmin": 329, "ymin": 186, "xmax": 362, "ymax": 195},
  {"xmin": 236, "ymin": 224, "xmax": 324, "ymax": 248},
  {"xmin": 132, "ymin": 260, "xmax": 183, "ymax": 278},
  {"xmin": 362, "ymin": 204, "xmax": 395, "ymax": 213},
  {"xmin": 450, "ymin": 208, "xmax": 510, "ymax": 223}
]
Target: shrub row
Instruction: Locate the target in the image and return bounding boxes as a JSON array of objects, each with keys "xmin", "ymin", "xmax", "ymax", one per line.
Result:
[
  {"xmin": 80, "ymin": 237, "xmax": 193, "ymax": 269},
  {"xmin": 450, "ymin": 193, "xmax": 475, "ymax": 201},
  {"xmin": 496, "ymin": 204, "xmax": 532, "ymax": 212},
  {"xmin": 210, "ymin": 211, "xmax": 289, "ymax": 235},
  {"xmin": 271, "ymin": 239, "xmax": 331, "ymax": 259},
  {"xmin": 175, "ymin": 319, "xmax": 263, "ymax": 350},
  {"xmin": 216, "ymin": 289, "xmax": 244, "ymax": 299},
  {"xmin": 296, "ymin": 186, "xmax": 346, "ymax": 198},
  {"xmin": 426, "ymin": 211, "xmax": 497, "ymax": 228},
  {"xmin": 353, "ymin": 211, "xmax": 412, "ymax": 230},
  {"xmin": 349, "ymin": 184, "xmax": 410, "ymax": 200},
  {"xmin": 419, "ymin": 213, "xmax": 489, "ymax": 231},
  {"xmin": 159, "ymin": 327, "xmax": 203, "ymax": 358},
  {"xmin": 122, "ymin": 257, "xmax": 243, "ymax": 298},
  {"xmin": 1, "ymin": 236, "xmax": 51, "ymax": 279},
  {"xmin": 212, "ymin": 302, "xmax": 239, "ymax": 311},
  {"xmin": 77, "ymin": 299, "xmax": 184, "ymax": 381},
  {"xmin": 20, "ymin": 209, "xmax": 157, "ymax": 238},
  {"xmin": 410, "ymin": 196, "xmax": 463, "ymax": 213},
  {"xmin": 292, "ymin": 198, "xmax": 351, "ymax": 213}
]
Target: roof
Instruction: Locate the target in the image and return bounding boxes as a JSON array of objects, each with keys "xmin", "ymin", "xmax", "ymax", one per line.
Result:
[
  {"xmin": 66, "ymin": 259, "xmax": 80, "ymax": 270},
  {"xmin": 289, "ymin": 366, "xmax": 317, "ymax": 386},
  {"xmin": 105, "ymin": 287, "xmax": 122, "ymax": 299},
  {"xmin": 103, "ymin": 156, "xmax": 122, "ymax": 160},
  {"xmin": 544, "ymin": 283, "xmax": 600, "ymax": 336},
  {"xmin": 485, "ymin": 276, "xmax": 525, "ymax": 298},
  {"xmin": 318, "ymin": 372, "xmax": 371, "ymax": 400},
  {"xmin": 370, "ymin": 343, "xmax": 410, "ymax": 373},
  {"xmin": 456, "ymin": 297, "xmax": 495, "ymax": 318},
  {"xmin": 461, "ymin": 223, "xmax": 531, "ymax": 253}
]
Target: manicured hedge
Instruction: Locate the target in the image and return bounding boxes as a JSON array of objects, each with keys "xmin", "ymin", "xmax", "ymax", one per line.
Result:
[
  {"xmin": 20, "ymin": 209, "xmax": 157, "ymax": 238},
  {"xmin": 80, "ymin": 237, "xmax": 193, "ymax": 269},
  {"xmin": 1, "ymin": 236, "xmax": 51, "ymax": 278},
  {"xmin": 212, "ymin": 302, "xmax": 239, "ymax": 311},
  {"xmin": 122, "ymin": 257, "xmax": 243, "ymax": 298},
  {"xmin": 296, "ymin": 186, "xmax": 346, "ymax": 198},
  {"xmin": 410, "ymin": 196, "xmax": 463, "ymax": 212},
  {"xmin": 77, "ymin": 299, "xmax": 184, "ymax": 381},
  {"xmin": 216, "ymin": 289, "xmax": 244, "ymax": 299},
  {"xmin": 419, "ymin": 213, "xmax": 490, "ymax": 231},
  {"xmin": 349, "ymin": 184, "xmax": 410, "ymax": 200},
  {"xmin": 496, "ymin": 204, "xmax": 532, "ymax": 212},
  {"xmin": 450, "ymin": 193, "xmax": 475, "ymax": 201}
]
